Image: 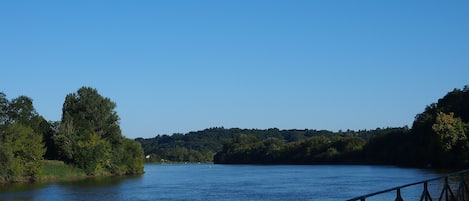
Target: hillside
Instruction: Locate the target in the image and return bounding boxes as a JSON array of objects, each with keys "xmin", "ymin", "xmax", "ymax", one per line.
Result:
[
  {"xmin": 136, "ymin": 127, "xmax": 407, "ymax": 163},
  {"xmin": 138, "ymin": 86, "xmax": 469, "ymax": 168}
]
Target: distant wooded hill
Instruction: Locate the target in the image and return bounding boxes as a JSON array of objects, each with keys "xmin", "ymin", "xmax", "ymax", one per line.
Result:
[
  {"xmin": 137, "ymin": 85, "xmax": 469, "ymax": 168},
  {"xmin": 136, "ymin": 127, "xmax": 405, "ymax": 163}
]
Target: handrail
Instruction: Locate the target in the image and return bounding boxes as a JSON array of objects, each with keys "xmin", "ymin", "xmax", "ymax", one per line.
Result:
[{"xmin": 347, "ymin": 169, "xmax": 469, "ymax": 201}]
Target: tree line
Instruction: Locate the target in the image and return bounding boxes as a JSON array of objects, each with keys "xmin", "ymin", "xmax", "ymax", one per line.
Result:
[
  {"xmin": 139, "ymin": 86, "xmax": 469, "ymax": 168},
  {"xmin": 214, "ymin": 86, "xmax": 469, "ymax": 167},
  {"xmin": 136, "ymin": 126, "xmax": 405, "ymax": 160},
  {"xmin": 137, "ymin": 126, "xmax": 407, "ymax": 164},
  {"xmin": 136, "ymin": 127, "xmax": 354, "ymax": 163},
  {"xmin": 0, "ymin": 87, "xmax": 144, "ymax": 183}
]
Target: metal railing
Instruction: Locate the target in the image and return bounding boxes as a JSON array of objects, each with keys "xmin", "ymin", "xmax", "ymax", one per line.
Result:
[{"xmin": 347, "ymin": 169, "xmax": 469, "ymax": 201}]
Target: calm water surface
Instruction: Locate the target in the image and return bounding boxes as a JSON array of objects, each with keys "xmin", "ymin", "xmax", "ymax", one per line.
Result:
[{"xmin": 0, "ymin": 164, "xmax": 444, "ymax": 201}]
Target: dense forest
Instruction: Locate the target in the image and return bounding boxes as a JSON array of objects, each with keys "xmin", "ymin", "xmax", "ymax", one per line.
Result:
[
  {"xmin": 0, "ymin": 87, "xmax": 144, "ymax": 183},
  {"xmin": 136, "ymin": 128, "xmax": 339, "ymax": 162},
  {"xmin": 136, "ymin": 126, "xmax": 407, "ymax": 164},
  {"xmin": 138, "ymin": 86, "xmax": 469, "ymax": 168}
]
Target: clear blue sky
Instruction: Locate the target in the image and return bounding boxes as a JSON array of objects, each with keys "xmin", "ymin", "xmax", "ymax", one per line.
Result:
[{"xmin": 1, "ymin": 1, "xmax": 468, "ymax": 139}]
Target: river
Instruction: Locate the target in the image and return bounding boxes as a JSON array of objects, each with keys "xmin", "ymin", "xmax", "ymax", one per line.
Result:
[{"xmin": 0, "ymin": 164, "xmax": 446, "ymax": 201}]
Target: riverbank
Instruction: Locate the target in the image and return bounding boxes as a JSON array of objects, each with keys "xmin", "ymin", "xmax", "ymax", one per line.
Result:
[
  {"xmin": 0, "ymin": 160, "xmax": 110, "ymax": 184},
  {"xmin": 38, "ymin": 160, "xmax": 88, "ymax": 181}
]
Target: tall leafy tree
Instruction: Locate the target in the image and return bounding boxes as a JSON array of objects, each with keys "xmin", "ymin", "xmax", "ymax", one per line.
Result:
[
  {"xmin": 0, "ymin": 92, "xmax": 46, "ymax": 181},
  {"xmin": 431, "ymin": 112, "xmax": 469, "ymax": 166},
  {"xmin": 8, "ymin": 96, "xmax": 37, "ymax": 125},
  {"xmin": 61, "ymin": 87, "xmax": 121, "ymax": 142},
  {"xmin": 4, "ymin": 124, "xmax": 45, "ymax": 180},
  {"xmin": 54, "ymin": 87, "xmax": 143, "ymax": 175},
  {"xmin": 0, "ymin": 92, "xmax": 9, "ymax": 126},
  {"xmin": 410, "ymin": 86, "xmax": 469, "ymax": 167},
  {"xmin": 55, "ymin": 87, "xmax": 120, "ymax": 162},
  {"xmin": 432, "ymin": 112, "xmax": 468, "ymax": 152},
  {"xmin": 112, "ymin": 138, "xmax": 144, "ymax": 175}
]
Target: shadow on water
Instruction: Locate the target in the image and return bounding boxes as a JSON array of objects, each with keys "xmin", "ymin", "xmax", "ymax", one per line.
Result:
[
  {"xmin": 57, "ymin": 174, "xmax": 142, "ymax": 188},
  {"xmin": 0, "ymin": 175, "xmax": 142, "ymax": 201},
  {"xmin": 0, "ymin": 182, "xmax": 47, "ymax": 194}
]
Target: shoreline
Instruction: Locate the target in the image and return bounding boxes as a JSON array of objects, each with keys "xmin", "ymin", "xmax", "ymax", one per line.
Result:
[{"xmin": 0, "ymin": 160, "xmax": 142, "ymax": 185}]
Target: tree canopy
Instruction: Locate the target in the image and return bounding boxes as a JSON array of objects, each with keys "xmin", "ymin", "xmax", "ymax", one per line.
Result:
[
  {"xmin": 137, "ymin": 126, "xmax": 406, "ymax": 164},
  {"xmin": 0, "ymin": 93, "xmax": 46, "ymax": 182},
  {"xmin": 1, "ymin": 87, "xmax": 144, "ymax": 183},
  {"xmin": 54, "ymin": 87, "xmax": 144, "ymax": 175},
  {"xmin": 409, "ymin": 86, "xmax": 469, "ymax": 167}
]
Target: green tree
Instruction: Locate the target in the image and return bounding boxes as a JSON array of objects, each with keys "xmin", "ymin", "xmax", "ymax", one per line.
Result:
[
  {"xmin": 60, "ymin": 87, "xmax": 121, "ymax": 142},
  {"xmin": 54, "ymin": 87, "xmax": 144, "ymax": 175},
  {"xmin": 54, "ymin": 87, "xmax": 121, "ymax": 162},
  {"xmin": 4, "ymin": 124, "xmax": 45, "ymax": 180},
  {"xmin": 54, "ymin": 116, "xmax": 78, "ymax": 162},
  {"xmin": 409, "ymin": 86, "xmax": 469, "ymax": 167},
  {"xmin": 74, "ymin": 133, "xmax": 111, "ymax": 175},
  {"xmin": 8, "ymin": 96, "xmax": 37, "ymax": 125},
  {"xmin": 111, "ymin": 138, "xmax": 144, "ymax": 175},
  {"xmin": 432, "ymin": 112, "xmax": 468, "ymax": 152},
  {"xmin": 0, "ymin": 142, "xmax": 13, "ymax": 179},
  {"xmin": 0, "ymin": 93, "xmax": 47, "ymax": 181},
  {"xmin": 0, "ymin": 92, "xmax": 9, "ymax": 126}
]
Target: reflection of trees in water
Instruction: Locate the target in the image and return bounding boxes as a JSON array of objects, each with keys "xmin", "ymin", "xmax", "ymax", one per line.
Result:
[
  {"xmin": 56, "ymin": 175, "xmax": 143, "ymax": 201},
  {"xmin": 0, "ymin": 182, "xmax": 46, "ymax": 193},
  {"xmin": 0, "ymin": 175, "xmax": 143, "ymax": 201},
  {"xmin": 59, "ymin": 175, "xmax": 142, "ymax": 189},
  {"xmin": 0, "ymin": 182, "xmax": 46, "ymax": 201}
]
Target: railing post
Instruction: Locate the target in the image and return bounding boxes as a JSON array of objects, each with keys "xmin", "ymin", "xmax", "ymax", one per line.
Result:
[
  {"xmin": 420, "ymin": 181, "xmax": 432, "ymax": 201},
  {"xmin": 458, "ymin": 173, "xmax": 469, "ymax": 201},
  {"xmin": 439, "ymin": 176, "xmax": 456, "ymax": 201},
  {"xmin": 395, "ymin": 188, "xmax": 404, "ymax": 201}
]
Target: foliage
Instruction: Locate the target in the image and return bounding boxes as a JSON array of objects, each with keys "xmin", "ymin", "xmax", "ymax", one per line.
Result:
[
  {"xmin": 1, "ymin": 87, "xmax": 144, "ymax": 183},
  {"xmin": 54, "ymin": 87, "xmax": 121, "ymax": 163},
  {"xmin": 136, "ymin": 127, "xmax": 341, "ymax": 163},
  {"xmin": 0, "ymin": 142, "xmax": 13, "ymax": 178},
  {"xmin": 432, "ymin": 112, "xmax": 468, "ymax": 151},
  {"xmin": 111, "ymin": 138, "xmax": 145, "ymax": 175},
  {"xmin": 137, "ymin": 86, "xmax": 469, "ymax": 168},
  {"xmin": 138, "ymin": 127, "xmax": 396, "ymax": 164},
  {"xmin": 53, "ymin": 87, "xmax": 144, "ymax": 175},
  {"xmin": 214, "ymin": 135, "xmax": 366, "ymax": 164},
  {"xmin": 0, "ymin": 123, "xmax": 45, "ymax": 181},
  {"xmin": 7, "ymin": 124, "xmax": 45, "ymax": 178},
  {"xmin": 0, "ymin": 93, "xmax": 46, "ymax": 182},
  {"xmin": 409, "ymin": 86, "xmax": 469, "ymax": 167},
  {"xmin": 75, "ymin": 133, "xmax": 111, "ymax": 175},
  {"xmin": 362, "ymin": 128, "xmax": 414, "ymax": 165}
]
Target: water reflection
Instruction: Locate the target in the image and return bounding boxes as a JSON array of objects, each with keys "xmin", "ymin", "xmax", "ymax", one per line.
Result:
[
  {"xmin": 0, "ymin": 182, "xmax": 47, "ymax": 194},
  {"xmin": 0, "ymin": 182, "xmax": 46, "ymax": 201},
  {"xmin": 58, "ymin": 175, "xmax": 142, "ymax": 188},
  {"xmin": 58, "ymin": 175, "xmax": 142, "ymax": 201},
  {"xmin": 0, "ymin": 175, "xmax": 142, "ymax": 201}
]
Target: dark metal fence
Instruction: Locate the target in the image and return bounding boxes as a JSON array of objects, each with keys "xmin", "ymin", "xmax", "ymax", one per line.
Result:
[{"xmin": 347, "ymin": 169, "xmax": 469, "ymax": 201}]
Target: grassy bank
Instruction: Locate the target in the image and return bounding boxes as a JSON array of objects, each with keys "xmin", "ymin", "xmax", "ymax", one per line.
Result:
[{"xmin": 38, "ymin": 160, "xmax": 87, "ymax": 181}]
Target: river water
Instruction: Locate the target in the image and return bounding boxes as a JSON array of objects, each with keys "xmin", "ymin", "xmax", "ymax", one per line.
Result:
[{"xmin": 0, "ymin": 164, "xmax": 446, "ymax": 201}]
